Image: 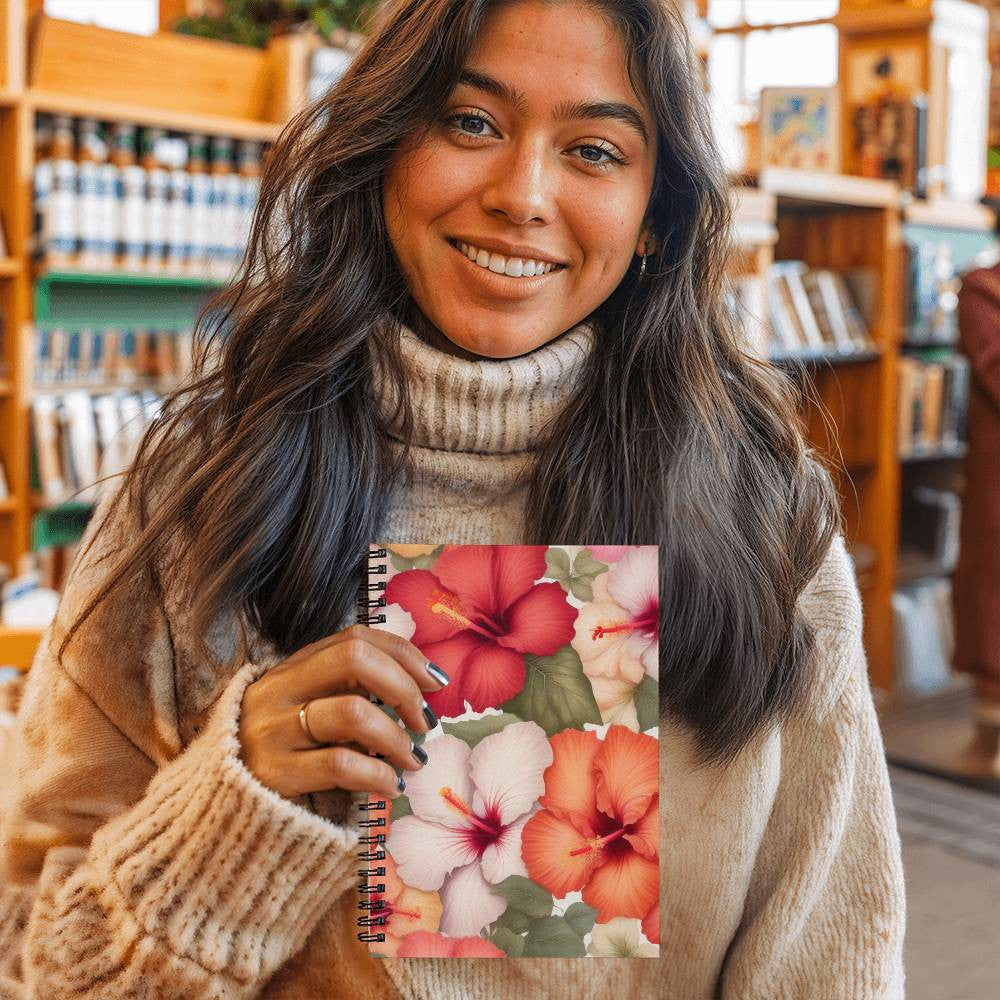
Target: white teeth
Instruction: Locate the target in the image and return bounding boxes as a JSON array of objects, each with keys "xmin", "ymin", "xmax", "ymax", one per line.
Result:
[{"xmin": 456, "ymin": 240, "xmax": 559, "ymax": 277}]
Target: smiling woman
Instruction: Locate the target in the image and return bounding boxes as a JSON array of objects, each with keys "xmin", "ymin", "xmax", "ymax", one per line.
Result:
[
  {"xmin": 382, "ymin": 6, "xmax": 658, "ymax": 359},
  {"xmin": 0, "ymin": 1, "xmax": 905, "ymax": 998}
]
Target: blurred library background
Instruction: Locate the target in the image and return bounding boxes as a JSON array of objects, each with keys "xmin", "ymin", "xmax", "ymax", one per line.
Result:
[{"xmin": 0, "ymin": 1, "xmax": 999, "ymax": 996}]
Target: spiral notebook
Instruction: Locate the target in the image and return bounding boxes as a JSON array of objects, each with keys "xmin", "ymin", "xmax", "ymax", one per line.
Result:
[{"xmin": 355, "ymin": 543, "xmax": 661, "ymax": 958}]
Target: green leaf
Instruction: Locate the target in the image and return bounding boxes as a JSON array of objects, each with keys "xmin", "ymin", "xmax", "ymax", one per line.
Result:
[
  {"xmin": 568, "ymin": 576, "xmax": 594, "ymax": 603},
  {"xmin": 410, "ymin": 546, "xmax": 445, "ymax": 569},
  {"xmin": 501, "ymin": 646, "xmax": 602, "ymax": 737},
  {"xmin": 545, "ymin": 546, "xmax": 572, "ymax": 581},
  {"xmin": 633, "ymin": 674, "xmax": 659, "ymax": 732},
  {"xmin": 573, "ymin": 550, "xmax": 608, "ymax": 577},
  {"xmin": 311, "ymin": 8, "xmax": 336, "ymax": 38},
  {"xmin": 390, "ymin": 794, "xmax": 412, "ymax": 821},
  {"xmin": 441, "ymin": 712, "xmax": 522, "ymax": 748},
  {"xmin": 563, "ymin": 901, "xmax": 597, "ymax": 937},
  {"xmin": 496, "ymin": 906, "xmax": 531, "ymax": 933},
  {"xmin": 490, "ymin": 875, "xmax": 553, "ymax": 919},
  {"xmin": 523, "ymin": 916, "xmax": 588, "ymax": 957},
  {"xmin": 488, "ymin": 925, "xmax": 525, "ymax": 957}
]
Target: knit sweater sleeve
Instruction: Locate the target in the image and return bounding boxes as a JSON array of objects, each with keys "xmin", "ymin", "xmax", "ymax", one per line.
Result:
[
  {"xmin": 718, "ymin": 533, "xmax": 907, "ymax": 1000},
  {"xmin": 0, "ymin": 483, "xmax": 363, "ymax": 999}
]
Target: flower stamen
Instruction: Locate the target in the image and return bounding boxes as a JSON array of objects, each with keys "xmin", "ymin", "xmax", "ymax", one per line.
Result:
[
  {"xmin": 568, "ymin": 827, "xmax": 626, "ymax": 858},
  {"xmin": 439, "ymin": 787, "xmax": 501, "ymax": 835},
  {"xmin": 428, "ymin": 590, "xmax": 495, "ymax": 639},
  {"xmin": 591, "ymin": 619, "xmax": 635, "ymax": 640}
]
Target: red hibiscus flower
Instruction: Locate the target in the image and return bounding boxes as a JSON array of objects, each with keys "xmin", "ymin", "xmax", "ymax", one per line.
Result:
[
  {"xmin": 520, "ymin": 725, "xmax": 659, "ymax": 923},
  {"xmin": 385, "ymin": 545, "xmax": 577, "ymax": 716},
  {"xmin": 395, "ymin": 930, "xmax": 505, "ymax": 957}
]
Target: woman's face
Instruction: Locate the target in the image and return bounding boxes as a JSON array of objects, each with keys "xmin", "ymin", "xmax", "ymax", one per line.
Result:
[{"xmin": 383, "ymin": 0, "xmax": 658, "ymax": 360}]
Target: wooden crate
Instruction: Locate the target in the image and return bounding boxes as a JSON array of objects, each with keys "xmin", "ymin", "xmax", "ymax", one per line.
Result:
[{"xmin": 28, "ymin": 12, "xmax": 279, "ymax": 123}]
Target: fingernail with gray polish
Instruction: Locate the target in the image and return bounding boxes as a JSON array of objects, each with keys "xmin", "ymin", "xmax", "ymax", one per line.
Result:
[
  {"xmin": 422, "ymin": 700, "xmax": 438, "ymax": 729},
  {"xmin": 411, "ymin": 741, "xmax": 428, "ymax": 765},
  {"xmin": 396, "ymin": 774, "xmax": 406, "ymax": 794},
  {"xmin": 426, "ymin": 661, "xmax": 450, "ymax": 686}
]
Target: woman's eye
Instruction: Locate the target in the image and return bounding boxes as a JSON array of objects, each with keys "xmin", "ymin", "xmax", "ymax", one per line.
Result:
[
  {"xmin": 444, "ymin": 112, "xmax": 498, "ymax": 139},
  {"xmin": 443, "ymin": 112, "xmax": 627, "ymax": 171},
  {"xmin": 572, "ymin": 143, "xmax": 627, "ymax": 171}
]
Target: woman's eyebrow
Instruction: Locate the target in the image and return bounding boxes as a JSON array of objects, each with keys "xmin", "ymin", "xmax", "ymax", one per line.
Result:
[{"xmin": 456, "ymin": 68, "xmax": 650, "ymax": 149}]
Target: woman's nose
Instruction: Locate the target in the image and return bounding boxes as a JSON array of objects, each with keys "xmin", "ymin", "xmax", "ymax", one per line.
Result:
[{"xmin": 480, "ymin": 138, "xmax": 557, "ymax": 226}]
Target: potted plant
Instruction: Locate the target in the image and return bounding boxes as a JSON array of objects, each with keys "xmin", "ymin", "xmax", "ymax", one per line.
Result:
[{"xmin": 170, "ymin": 0, "xmax": 379, "ymax": 49}]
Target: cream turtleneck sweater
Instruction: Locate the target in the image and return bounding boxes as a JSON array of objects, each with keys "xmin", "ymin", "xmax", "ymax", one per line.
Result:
[
  {"xmin": 0, "ymin": 316, "xmax": 905, "ymax": 1000},
  {"xmin": 372, "ymin": 315, "xmax": 597, "ymax": 544}
]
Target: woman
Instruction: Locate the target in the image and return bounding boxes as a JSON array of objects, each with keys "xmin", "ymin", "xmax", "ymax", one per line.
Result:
[
  {"xmin": 954, "ymin": 259, "xmax": 1000, "ymax": 772},
  {"xmin": 0, "ymin": 0, "xmax": 906, "ymax": 997}
]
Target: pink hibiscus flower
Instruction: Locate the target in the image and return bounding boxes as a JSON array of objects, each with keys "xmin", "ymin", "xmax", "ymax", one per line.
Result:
[
  {"xmin": 385, "ymin": 545, "xmax": 577, "ymax": 716},
  {"xmin": 575, "ymin": 547, "xmax": 659, "ymax": 682},
  {"xmin": 387, "ymin": 720, "xmax": 553, "ymax": 937}
]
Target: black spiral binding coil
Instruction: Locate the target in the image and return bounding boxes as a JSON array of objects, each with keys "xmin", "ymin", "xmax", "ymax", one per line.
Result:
[{"xmin": 356, "ymin": 547, "xmax": 389, "ymax": 942}]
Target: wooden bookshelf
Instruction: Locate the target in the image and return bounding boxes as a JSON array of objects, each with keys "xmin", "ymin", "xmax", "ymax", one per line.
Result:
[
  {"xmin": 745, "ymin": 169, "xmax": 905, "ymax": 690},
  {"xmin": 0, "ymin": 0, "xmax": 305, "ymax": 665}
]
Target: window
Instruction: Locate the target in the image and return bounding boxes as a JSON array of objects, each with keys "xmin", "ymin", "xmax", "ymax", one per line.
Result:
[
  {"xmin": 44, "ymin": 0, "xmax": 159, "ymax": 36},
  {"xmin": 703, "ymin": 2, "xmax": 839, "ymax": 172},
  {"xmin": 707, "ymin": 0, "xmax": 838, "ymax": 28}
]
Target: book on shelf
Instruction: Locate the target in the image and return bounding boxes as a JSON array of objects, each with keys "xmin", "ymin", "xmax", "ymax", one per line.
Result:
[
  {"xmin": 771, "ymin": 262, "xmax": 825, "ymax": 351},
  {"xmin": 901, "ymin": 486, "xmax": 962, "ymax": 575},
  {"xmin": 892, "ymin": 578, "xmax": 954, "ymax": 695},
  {"xmin": 897, "ymin": 354, "xmax": 969, "ymax": 456},
  {"xmin": 357, "ymin": 543, "xmax": 660, "ymax": 958},
  {"xmin": 30, "ymin": 388, "xmax": 163, "ymax": 506},
  {"xmin": 32, "ymin": 325, "xmax": 195, "ymax": 387},
  {"xmin": 902, "ymin": 239, "xmax": 959, "ymax": 344},
  {"xmin": 765, "ymin": 261, "xmax": 876, "ymax": 358}
]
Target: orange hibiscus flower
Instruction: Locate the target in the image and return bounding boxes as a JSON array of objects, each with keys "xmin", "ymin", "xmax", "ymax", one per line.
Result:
[
  {"xmin": 520, "ymin": 725, "xmax": 659, "ymax": 923},
  {"xmin": 366, "ymin": 853, "xmax": 442, "ymax": 957}
]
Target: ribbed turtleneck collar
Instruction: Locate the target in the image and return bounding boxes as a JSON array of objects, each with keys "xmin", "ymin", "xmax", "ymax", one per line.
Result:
[{"xmin": 371, "ymin": 316, "xmax": 597, "ymax": 455}]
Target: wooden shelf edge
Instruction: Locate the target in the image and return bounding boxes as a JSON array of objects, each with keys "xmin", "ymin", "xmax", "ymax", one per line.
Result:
[
  {"xmin": 27, "ymin": 90, "xmax": 283, "ymax": 142},
  {"xmin": 903, "ymin": 198, "xmax": 997, "ymax": 232},
  {"xmin": 759, "ymin": 168, "xmax": 901, "ymax": 209},
  {"xmin": 834, "ymin": 7, "xmax": 932, "ymax": 35}
]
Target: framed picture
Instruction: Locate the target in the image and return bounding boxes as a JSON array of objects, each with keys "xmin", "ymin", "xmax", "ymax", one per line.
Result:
[{"xmin": 760, "ymin": 87, "xmax": 840, "ymax": 173}]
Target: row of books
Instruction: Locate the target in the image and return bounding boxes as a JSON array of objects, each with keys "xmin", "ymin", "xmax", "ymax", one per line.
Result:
[
  {"xmin": 31, "ymin": 388, "xmax": 162, "ymax": 506},
  {"xmin": 730, "ymin": 262, "xmax": 878, "ymax": 359},
  {"xmin": 32, "ymin": 326, "xmax": 196, "ymax": 387},
  {"xmin": 897, "ymin": 355, "xmax": 969, "ymax": 457},
  {"xmin": 902, "ymin": 238, "xmax": 960, "ymax": 345},
  {"xmin": 768, "ymin": 262, "xmax": 877, "ymax": 357}
]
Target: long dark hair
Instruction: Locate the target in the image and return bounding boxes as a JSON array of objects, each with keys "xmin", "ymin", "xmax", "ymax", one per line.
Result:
[{"xmin": 63, "ymin": 0, "xmax": 840, "ymax": 766}]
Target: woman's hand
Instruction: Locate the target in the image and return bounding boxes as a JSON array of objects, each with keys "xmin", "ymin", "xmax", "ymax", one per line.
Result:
[{"xmin": 237, "ymin": 623, "xmax": 448, "ymax": 801}]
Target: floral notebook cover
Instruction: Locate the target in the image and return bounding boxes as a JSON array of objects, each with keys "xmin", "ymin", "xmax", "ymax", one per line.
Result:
[{"xmin": 358, "ymin": 543, "xmax": 660, "ymax": 959}]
